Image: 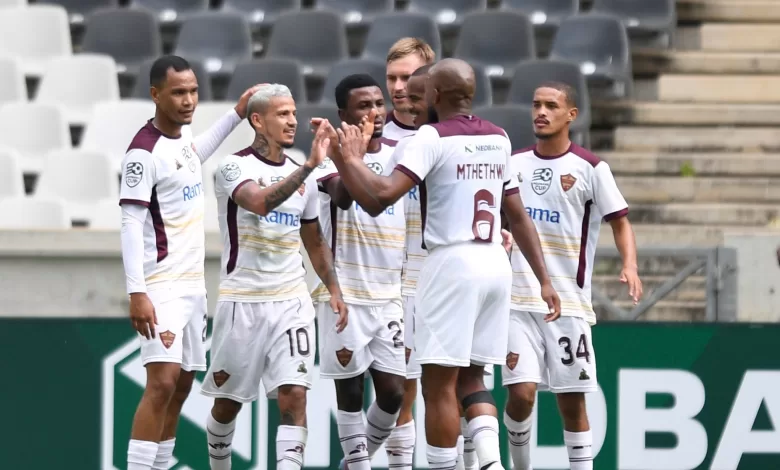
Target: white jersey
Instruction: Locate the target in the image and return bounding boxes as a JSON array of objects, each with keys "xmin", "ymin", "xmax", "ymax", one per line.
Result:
[
  {"xmin": 383, "ymin": 110, "xmax": 417, "ymax": 141},
  {"xmin": 119, "ymin": 120, "xmax": 206, "ymax": 301},
  {"xmin": 215, "ymin": 147, "xmax": 319, "ymax": 302},
  {"xmin": 395, "ymin": 115, "xmax": 517, "ymax": 251},
  {"xmin": 312, "ymin": 139, "xmax": 405, "ymax": 305},
  {"xmin": 509, "ymin": 144, "xmax": 628, "ymax": 325}
]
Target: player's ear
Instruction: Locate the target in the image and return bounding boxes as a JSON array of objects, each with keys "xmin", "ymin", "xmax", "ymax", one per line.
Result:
[
  {"xmin": 568, "ymin": 107, "xmax": 578, "ymax": 122},
  {"xmin": 150, "ymin": 86, "xmax": 160, "ymax": 105},
  {"xmin": 337, "ymin": 109, "xmax": 347, "ymax": 123}
]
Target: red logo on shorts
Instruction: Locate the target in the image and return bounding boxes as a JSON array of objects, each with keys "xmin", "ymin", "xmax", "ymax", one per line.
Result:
[
  {"xmin": 560, "ymin": 174, "xmax": 577, "ymax": 192},
  {"xmin": 213, "ymin": 370, "xmax": 230, "ymax": 388},
  {"xmin": 159, "ymin": 330, "xmax": 176, "ymax": 349},
  {"xmin": 405, "ymin": 347, "xmax": 412, "ymax": 365},
  {"xmin": 336, "ymin": 347, "xmax": 353, "ymax": 367},
  {"xmin": 506, "ymin": 352, "xmax": 519, "ymax": 370}
]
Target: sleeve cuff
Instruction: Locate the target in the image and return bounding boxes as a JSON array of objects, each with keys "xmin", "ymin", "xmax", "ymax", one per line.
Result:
[
  {"xmin": 317, "ymin": 172, "xmax": 339, "ymax": 183},
  {"xmin": 119, "ymin": 199, "xmax": 150, "ymax": 208},
  {"xmin": 504, "ymin": 187, "xmax": 520, "ymax": 197},
  {"xmin": 603, "ymin": 207, "xmax": 629, "ymax": 222},
  {"xmin": 230, "ymin": 179, "xmax": 253, "ymax": 200},
  {"xmin": 395, "ymin": 164, "xmax": 422, "ymax": 184},
  {"xmin": 301, "ymin": 217, "xmax": 318, "ymax": 224}
]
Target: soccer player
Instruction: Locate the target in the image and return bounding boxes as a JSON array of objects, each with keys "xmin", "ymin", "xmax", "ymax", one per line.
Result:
[
  {"xmin": 328, "ymin": 58, "xmax": 560, "ymax": 470},
  {"xmin": 502, "ymin": 83, "xmax": 643, "ymax": 470},
  {"xmin": 120, "ymin": 55, "xmax": 260, "ymax": 470},
  {"xmin": 383, "ymin": 37, "xmax": 436, "ymax": 141},
  {"xmin": 313, "ymin": 74, "xmax": 407, "ymax": 470},
  {"xmin": 199, "ymin": 84, "xmax": 348, "ymax": 470}
]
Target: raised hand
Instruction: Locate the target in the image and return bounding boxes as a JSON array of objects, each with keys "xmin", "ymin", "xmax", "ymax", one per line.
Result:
[
  {"xmin": 305, "ymin": 120, "xmax": 332, "ymax": 169},
  {"xmin": 334, "ymin": 122, "xmax": 366, "ymax": 164}
]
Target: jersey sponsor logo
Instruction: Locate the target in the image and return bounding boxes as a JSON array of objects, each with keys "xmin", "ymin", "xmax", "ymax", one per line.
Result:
[
  {"xmin": 407, "ymin": 186, "xmax": 419, "ymax": 201},
  {"xmin": 526, "ymin": 206, "xmax": 561, "ymax": 223},
  {"xmin": 183, "ymin": 182, "xmax": 204, "ymax": 201},
  {"xmin": 125, "ymin": 162, "xmax": 143, "ymax": 187},
  {"xmin": 222, "ymin": 162, "xmax": 241, "ymax": 182},
  {"xmin": 531, "ymin": 168, "xmax": 553, "ymax": 195},
  {"xmin": 561, "ymin": 173, "xmax": 577, "ymax": 192},
  {"xmin": 354, "ymin": 201, "xmax": 395, "ymax": 215},
  {"xmin": 259, "ymin": 210, "xmax": 301, "ymax": 227},
  {"xmin": 367, "ymin": 162, "xmax": 383, "ymax": 175}
]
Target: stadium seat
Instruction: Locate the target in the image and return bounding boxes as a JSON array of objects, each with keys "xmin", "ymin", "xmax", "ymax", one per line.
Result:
[
  {"xmin": 131, "ymin": 58, "xmax": 213, "ymax": 101},
  {"xmin": 0, "ymin": 0, "xmax": 27, "ymax": 7},
  {"xmin": 501, "ymin": 0, "xmax": 578, "ymax": 31},
  {"xmin": 80, "ymin": 100, "xmax": 155, "ymax": 167},
  {"xmin": 266, "ymin": 10, "xmax": 348, "ymax": 80},
  {"xmin": 591, "ymin": 0, "xmax": 676, "ymax": 48},
  {"xmin": 321, "ymin": 58, "xmax": 388, "ymax": 106},
  {"xmin": 453, "ymin": 11, "xmax": 535, "ymax": 80},
  {"xmin": 474, "ymin": 104, "xmax": 536, "ymax": 151},
  {"xmin": 226, "ymin": 59, "xmax": 306, "ymax": 102},
  {"xmin": 0, "ymin": 5, "xmax": 72, "ymax": 77},
  {"xmin": 34, "ymin": 54, "xmax": 120, "ymax": 125},
  {"xmin": 81, "ymin": 8, "xmax": 162, "ymax": 77},
  {"xmin": 362, "ymin": 12, "xmax": 442, "ymax": 62},
  {"xmin": 129, "ymin": 0, "xmax": 208, "ymax": 26},
  {"xmin": 0, "ymin": 102, "xmax": 71, "ymax": 174},
  {"xmin": 0, "ymin": 148, "xmax": 25, "ymax": 198},
  {"xmin": 0, "ymin": 58, "xmax": 26, "ymax": 105},
  {"xmin": 549, "ymin": 13, "xmax": 633, "ymax": 99},
  {"xmin": 220, "ymin": 0, "xmax": 300, "ymax": 29},
  {"xmin": 405, "ymin": 0, "xmax": 486, "ymax": 29},
  {"xmin": 507, "ymin": 59, "xmax": 592, "ymax": 137},
  {"xmin": 174, "ymin": 11, "xmax": 252, "ymax": 77},
  {"xmin": 0, "ymin": 197, "xmax": 71, "ymax": 230},
  {"xmin": 190, "ymin": 102, "xmax": 255, "ymax": 163},
  {"xmin": 35, "ymin": 149, "xmax": 118, "ymax": 221},
  {"xmin": 316, "ymin": 0, "xmax": 393, "ymax": 29},
  {"xmin": 37, "ymin": 0, "xmax": 118, "ymax": 25},
  {"xmin": 86, "ymin": 199, "xmax": 121, "ymax": 230},
  {"xmin": 293, "ymin": 103, "xmax": 342, "ymax": 153},
  {"xmin": 470, "ymin": 63, "xmax": 493, "ymax": 108}
]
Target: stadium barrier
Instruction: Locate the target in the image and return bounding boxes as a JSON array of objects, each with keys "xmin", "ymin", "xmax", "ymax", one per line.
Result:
[{"xmin": 3, "ymin": 320, "xmax": 778, "ymax": 470}]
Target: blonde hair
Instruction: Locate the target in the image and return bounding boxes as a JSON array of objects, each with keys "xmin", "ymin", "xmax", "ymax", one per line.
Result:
[{"xmin": 386, "ymin": 38, "xmax": 436, "ymax": 64}]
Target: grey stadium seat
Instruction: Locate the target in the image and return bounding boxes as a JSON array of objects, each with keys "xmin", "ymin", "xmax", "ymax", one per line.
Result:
[
  {"xmin": 321, "ymin": 58, "xmax": 388, "ymax": 106},
  {"xmin": 316, "ymin": 0, "xmax": 393, "ymax": 29},
  {"xmin": 501, "ymin": 0, "xmax": 578, "ymax": 31},
  {"xmin": 405, "ymin": 0, "xmax": 486, "ymax": 29},
  {"xmin": 37, "ymin": 0, "xmax": 118, "ymax": 25},
  {"xmin": 131, "ymin": 58, "xmax": 213, "ymax": 101},
  {"xmin": 226, "ymin": 59, "xmax": 306, "ymax": 102},
  {"xmin": 81, "ymin": 8, "xmax": 161, "ymax": 77},
  {"xmin": 266, "ymin": 10, "xmax": 348, "ymax": 80},
  {"xmin": 362, "ymin": 12, "xmax": 441, "ymax": 62},
  {"xmin": 549, "ymin": 13, "xmax": 633, "ymax": 100},
  {"xmin": 453, "ymin": 11, "xmax": 535, "ymax": 80},
  {"xmin": 591, "ymin": 0, "xmax": 676, "ymax": 48},
  {"xmin": 129, "ymin": 0, "xmax": 208, "ymax": 25},
  {"xmin": 474, "ymin": 105, "xmax": 536, "ymax": 151},
  {"xmin": 469, "ymin": 63, "xmax": 493, "ymax": 108},
  {"xmin": 293, "ymin": 104, "xmax": 342, "ymax": 154},
  {"xmin": 174, "ymin": 11, "xmax": 252, "ymax": 77},
  {"xmin": 220, "ymin": 0, "xmax": 301, "ymax": 28}
]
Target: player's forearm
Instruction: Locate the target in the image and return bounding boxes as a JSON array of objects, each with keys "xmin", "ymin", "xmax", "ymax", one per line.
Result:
[
  {"xmin": 302, "ymin": 225, "xmax": 342, "ymax": 297},
  {"xmin": 192, "ymin": 109, "xmax": 241, "ymax": 162},
  {"xmin": 510, "ymin": 214, "xmax": 552, "ymax": 286},
  {"xmin": 243, "ymin": 165, "xmax": 315, "ymax": 216},
  {"xmin": 611, "ymin": 217, "xmax": 638, "ymax": 270},
  {"xmin": 335, "ymin": 160, "xmax": 387, "ymax": 216},
  {"xmin": 120, "ymin": 205, "xmax": 148, "ymax": 294}
]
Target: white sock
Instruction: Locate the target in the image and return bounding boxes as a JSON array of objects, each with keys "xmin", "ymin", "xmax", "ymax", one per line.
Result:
[
  {"xmin": 386, "ymin": 420, "xmax": 415, "ymax": 470},
  {"xmin": 366, "ymin": 402, "xmax": 400, "ymax": 457},
  {"xmin": 455, "ymin": 435, "xmax": 465, "ymax": 470},
  {"xmin": 467, "ymin": 415, "xmax": 503, "ymax": 470},
  {"xmin": 276, "ymin": 425, "xmax": 307, "ymax": 470},
  {"xmin": 564, "ymin": 430, "xmax": 593, "ymax": 470},
  {"xmin": 152, "ymin": 438, "xmax": 175, "ymax": 470},
  {"xmin": 128, "ymin": 439, "xmax": 159, "ymax": 470},
  {"xmin": 337, "ymin": 410, "xmax": 371, "ymax": 470},
  {"xmin": 460, "ymin": 417, "xmax": 478, "ymax": 470},
  {"xmin": 504, "ymin": 412, "xmax": 532, "ymax": 470},
  {"xmin": 427, "ymin": 444, "xmax": 459, "ymax": 470},
  {"xmin": 207, "ymin": 413, "xmax": 236, "ymax": 470}
]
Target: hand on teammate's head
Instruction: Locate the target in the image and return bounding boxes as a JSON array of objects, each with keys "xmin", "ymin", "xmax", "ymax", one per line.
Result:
[{"xmin": 234, "ymin": 83, "xmax": 269, "ymax": 119}]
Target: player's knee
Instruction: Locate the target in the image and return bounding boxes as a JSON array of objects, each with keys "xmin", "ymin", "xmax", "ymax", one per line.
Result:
[
  {"xmin": 277, "ymin": 385, "xmax": 307, "ymax": 424},
  {"xmin": 508, "ymin": 383, "xmax": 537, "ymax": 411},
  {"xmin": 374, "ymin": 375, "xmax": 405, "ymax": 413},
  {"xmin": 212, "ymin": 398, "xmax": 242, "ymax": 423},
  {"xmin": 556, "ymin": 392, "xmax": 587, "ymax": 423},
  {"xmin": 144, "ymin": 368, "xmax": 180, "ymax": 403},
  {"xmin": 460, "ymin": 390, "xmax": 496, "ymax": 414},
  {"xmin": 335, "ymin": 377, "xmax": 365, "ymax": 412}
]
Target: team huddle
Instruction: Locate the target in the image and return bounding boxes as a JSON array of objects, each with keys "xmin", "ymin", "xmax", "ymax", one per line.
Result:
[{"xmin": 119, "ymin": 39, "xmax": 643, "ymax": 470}]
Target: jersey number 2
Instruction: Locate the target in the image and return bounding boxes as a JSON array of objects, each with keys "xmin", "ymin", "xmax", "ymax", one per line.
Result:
[{"xmin": 472, "ymin": 189, "xmax": 496, "ymax": 242}]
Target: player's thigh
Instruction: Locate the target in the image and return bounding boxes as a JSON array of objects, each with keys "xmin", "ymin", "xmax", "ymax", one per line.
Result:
[
  {"xmin": 502, "ymin": 310, "xmax": 546, "ymax": 387},
  {"xmin": 471, "ymin": 261, "xmax": 512, "ymax": 366},
  {"xmin": 368, "ymin": 300, "xmax": 406, "ymax": 377},
  {"xmin": 316, "ymin": 302, "xmax": 376, "ymax": 379},
  {"xmin": 181, "ymin": 294, "xmax": 208, "ymax": 372},
  {"xmin": 263, "ymin": 296, "xmax": 316, "ymax": 398},
  {"xmin": 542, "ymin": 316, "xmax": 598, "ymax": 393},
  {"xmin": 403, "ymin": 295, "xmax": 422, "ymax": 379},
  {"xmin": 201, "ymin": 301, "xmax": 267, "ymax": 403},
  {"xmin": 139, "ymin": 294, "xmax": 192, "ymax": 367}
]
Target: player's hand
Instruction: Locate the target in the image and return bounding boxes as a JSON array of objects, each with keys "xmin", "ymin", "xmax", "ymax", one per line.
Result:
[
  {"xmin": 620, "ymin": 266, "xmax": 643, "ymax": 305},
  {"xmin": 330, "ymin": 295, "xmax": 348, "ymax": 333},
  {"xmin": 310, "ymin": 117, "xmax": 341, "ymax": 157},
  {"xmin": 129, "ymin": 292, "xmax": 157, "ymax": 339},
  {"xmin": 541, "ymin": 282, "xmax": 561, "ymax": 322},
  {"xmin": 234, "ymin": 83, "xmax": 268, "ymax": 119},
  {"xmin": 335, "ymin": 122, "xmax": 365, "ymax": 163},
  {"xmin": 501, "ymin": 229, "xmax": 513, "ymax": 255},
  {"xmin": 358, "ymin": 109, "xmax": 377, "ymax": 148},
  {"xmin": 305, "ymin": 119, "xmax": 332, "ymax": 169}
]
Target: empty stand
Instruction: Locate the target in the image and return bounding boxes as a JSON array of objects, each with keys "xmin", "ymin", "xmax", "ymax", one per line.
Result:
[
  {"xmin": 86, "ymin": 198, "xmax": 121, "ymax": 230},
  {"xmin": 293, "ymin": 104, "xmax": 342, "ymax": 153},
  {"xmin": 38, "ymin": 0, "xmax": 118, "ymax": 25},
  {"xmin": 0, "ymin": 148, "xmax": 25, "ymax": 198},
  {"xmin": 0, "ymin": 0, "xmax": 27, "ymax": 7},
  {"xmin": 0, "ymin": 102, "xmax": 72, "ymax": 174},
  {"xmin": 226, "ymin": 59, "xmax": 306, "ymax": 102},
  {"xmin": 0, "ymin": 197, "xmax": 71, "ymax": 230},
  {"xmin": 81, "ymin": 8, "xmax": 162, "ymax": 77},
  {"xmin": 362, "ymin": 12, "xmax": 441, "ymax": 62},
  {"xmin": 0, "ymin": 5, "xmax": 72, "ymax": 77},
  {"xmin": 501, "ymin": 0, "xmax": 578, "ymax": 31},
  {"xmin": 220, "ymin": 0, "xmax": 301, "ymax": 28},
  {"xmin": 129, "ymin": 0, "xmax": 208, "ymax": 25},
  {"xmin": 131, "ymin": 58, "xmax": 212, "ymax": 101},
  {"xmin": 174, "ymin": 11, "xmax": 252, "ymax": 77},
  {"xmin": 321, "ymin": 58, "xmax": 388, "ymax": 105},
  {"xmin": 0, "ymin": 58, "xmax": 26, "ymax": 104},
  {"xmin": 405, "ymin": 0, "xmax": 487, "ymax": 28},
  {"xmin": 266, "ymin": 10, "xmax": 348, "ymax": 80},
  {"xmin": 316, "ymin": 0, "xmax": 393, "ymax": 28},
  {"xmin": 470, "ymin": 63, "xmax": 493, "ymax": 108},
  {"xmin": 474, "ymin": 104, "xmax": 536, "ymax": 151},
  {"xmin": 591, "ymin": 0, "xmax": 676, "ymax": 48},
  {"xmin": 80, "ymin": 100, "xmax": 155, "ymax": 167},
  {"xmin": 453, "ymin": 11, "xmax": 535, "ymax": 80}
]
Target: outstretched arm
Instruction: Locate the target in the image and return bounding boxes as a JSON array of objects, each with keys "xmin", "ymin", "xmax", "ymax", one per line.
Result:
[{"xmin": 193, "ymin": 84, "xmax": 264, "ymax": 162}]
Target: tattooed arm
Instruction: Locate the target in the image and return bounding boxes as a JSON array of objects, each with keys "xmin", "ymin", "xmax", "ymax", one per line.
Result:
[{"xmin": 300, "ymin": 220, "xmax": 342, "ymax": 298}]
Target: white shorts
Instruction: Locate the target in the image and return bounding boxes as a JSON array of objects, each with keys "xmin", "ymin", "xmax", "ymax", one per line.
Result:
[
  {"xmin": 402, "ymin": 295, "xmax": 422, "ymax": 380},
  {"xmin": 415, "ymin": 243, "xmax": 511, "ymax": 368},
  {"xmin": 502, "ymin": 310, "xmax": 598, "ymax": 393},
  {"xmin": 140, "ymin": 293, "xmax": 208, "ymax": 371},
  {"xmin": 201, "ymin": 296, "xmax": 316, "ymax": 403},
  {"xmin": 317, "ymin": 300, "xmax": 406, "ymax": 380}
]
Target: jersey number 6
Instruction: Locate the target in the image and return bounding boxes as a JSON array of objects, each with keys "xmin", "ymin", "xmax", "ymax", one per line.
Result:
[{"xmin": 472, "ymin": 189, "xmax": 496, "ymax": 242}]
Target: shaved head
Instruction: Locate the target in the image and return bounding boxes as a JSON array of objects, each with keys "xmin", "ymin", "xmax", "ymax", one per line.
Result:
[{"xmin": 426, "ymin": 58, "xmax": 476, "ymax": 114}]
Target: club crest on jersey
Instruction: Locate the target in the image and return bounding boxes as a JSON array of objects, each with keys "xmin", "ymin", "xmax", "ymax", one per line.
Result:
[
  {"xmin": 257, "ymin": 177, "xmax": 267, "ymax": 188},
  {"xmin": 125, "ymin": 162, "xmax": 143, "ymax": 187},
  {"xmin": 221, "ymin": 162, "xmax": 241, "ymax": 182},
  {"xmin": 531, "ymin": 168, "xmax": 553, "ymax": 195},
  {"xmin": 367, "ymin": 162, "xmax": 383, "ymax": 175},
  {"xmin": 560, "ymin": 174, "xmax": 577, "ymax": 192},
  {"xmin": 318, "ymin": 157, "xmax": 331, "ymax": 169}
]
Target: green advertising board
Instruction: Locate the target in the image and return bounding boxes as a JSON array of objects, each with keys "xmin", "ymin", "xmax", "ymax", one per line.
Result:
[{"xmin": 3, "ymin": 320, "xmax": 779, "ymax": 470}]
